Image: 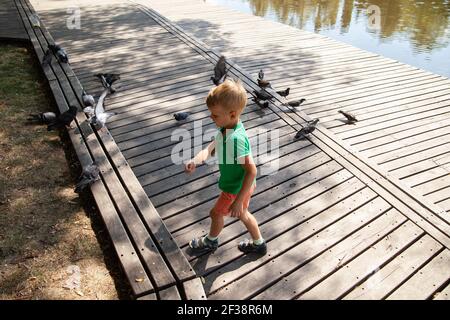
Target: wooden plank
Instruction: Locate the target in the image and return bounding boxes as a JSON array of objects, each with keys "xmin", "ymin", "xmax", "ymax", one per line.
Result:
[
  {"xmin": 136, "ymin": 293, "xmax": 157, "ymax": 300},
  {"xmin": 67, "ymin": 75, "xmax": 197, "ymax": 283},
  {"xmin": 386, "ymin": 249, "xmax": 450, "ymax": 300},
  {"xmin": 158, "ymin": 285, "xmax": 182, "ymax": 300},
  {"xmin": 165, "ymin": 154, "xmax": 346, "ymax": 233},
  {"xmin": 172, "ymin": 154, "xmax": 341, "ymax": 249},
  {"xmin": 433, "ymin": 283, "xmax": 450, "ymax": 300},
  {"xmin": 413, "ymin": 174, "xmax": 450, "ymax": 197},
  {"xmin": 147, "ymin": 123, "xmax": 295, "ymax": 203},
  {"xmin": 185, "ymin": 178, "xmax": 371, "ymax": 273},
  {"xmin": 127, "ymin": 117, "xmax": 289, "ymax": 170},
  {"xmin": 131, "ymin": 112, "xmax": 280, "ymax": 178},
  {"xmin": 299, "ymin": 228, "xmax": 432, "ymax": 300},
  {"xmin": 348, "ymin": 109, "xmax": 450, "ymax": 148},
  {"xmin": 58, "ymin": 71, "xmax": 177, "ymax": 291},
  {"xmin": 47, "ymin": 79, "xmax": 154, "ymax": 296},
  {"xmin": 315, "ymin": 81, "xmax": 449, "ymax": 129},
  {"xmin": 380, "ymin": 143, "xmax": 450, "ymax": 173},
  {"xmin": 0, "ymin": 0, "xmax": 27, "ymax": 40},
  {"xmin": 156, "ymin": 140, "xmax": 324, "ymax": 218},
  {"xmin": 115, "ymin": 100, "xmax": 263, "ymax": 151},
  {"xmin": 209, "ymin": 203, "xmax": 400, "ymax": 299},
  {"xmin": 362, "ymin": 121, "xmax": 450, "ymax": 158},
  {"xmin": 134, "ymin": 113, "xmax": 282, "ymax": 184},
  {"xmin": 343, "ymin": 235, "xmax": 443, "ymax": 300},
  {"xmin": 182, "ymin": 278, "xmax": 207, "ymax": 300},
  {"xmin": 138, "ymin": 5, "xmax": 450, "ymax": 249}
]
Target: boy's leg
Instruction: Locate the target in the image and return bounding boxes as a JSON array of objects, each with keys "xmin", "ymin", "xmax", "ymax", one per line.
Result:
[
  {"xmin": 238, "ymin": 210, "xmax": 267, "ymax": 254},
  {"xmin": 239, "ymin": 210, "xmax": 262, "ymax": 241},
  {"xmin": 209, "ymin": 209, "xmax": 224, "ymax": 238}
]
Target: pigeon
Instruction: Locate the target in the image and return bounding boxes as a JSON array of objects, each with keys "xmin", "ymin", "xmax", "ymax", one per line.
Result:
[
  {"xmin": 276, "ymin": 88, "xmax": 290, "ymax": 98},
  {"xmin": 251, "ymin": 89, "xmax": 273, "ymax": 101},
  {"xmin": 41, "ymin": 49, "xmax": 53, "ymax": 67},
  {"xmin": 89, "ymin": 88, "xmax": 116, "ymax": 130},
  {"xmin": 47, "ymin": 105, "xmax": 78, "ymax": 131},
  {"xmin": 82, "ymin": 90, "xmax": 95, "ymax": 108},
  {"xmin": 83, "ymin": 106, "xmax": 95, "ymax": 118},
  {"xmin": 95, "ymin": 73, "xmax": 120, "ymax": 93},
  {"xmin": 174, "ymin": 112, "xmax": 190, "ymax": 121},
  {"xmin": 48, "ymin": 44, "xmax": 69, "ymax": 64},
  {"xmin": 74, "ymin": 163, "xmax": 100, "ymax": 193},
  {"xmin": 211, "ymin": 56, "xmax": 228, "ymax": 86},
  {"xmin": 258, "ymin": 69, "xmax": 264, "ymax": 80},
  {"xmin": 338, "ymin": 110, "xmax": 358, "ymax": 123},
  {"xmin": 30, "ymin": 13, "xmax": 41, "ymax": 29},
  {"xmin": 253, "ymin": 98, "xmax": 269, "ymax": 109},
  {"xmin": 283, "ymin": 98, "xmax": 306, "ymax": 109},
  {"xmin": 27, "ymin": 112, "xmax": 57, "ymax": 124},
  {"xmin": 257, "ymin": 78, "xmax": 272, "ymax": 89},
  {"xmin": 295, "ymin": 118, "xmax": 320, "ymax": 139}
]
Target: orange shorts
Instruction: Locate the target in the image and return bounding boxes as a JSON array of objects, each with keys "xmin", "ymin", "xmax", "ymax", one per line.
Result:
[{"xmin": 213, "ymin": 184, "xmax": 256, "ymax": 216}]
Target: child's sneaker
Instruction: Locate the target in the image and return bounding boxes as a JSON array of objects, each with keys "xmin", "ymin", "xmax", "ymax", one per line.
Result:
[
  {"xmin": 238, "ymin": 239, "xmax": 267, "ymax": 255},
  {"xmin": 189, "ymin": 236, "xmax": 219, "ymax": 252}
]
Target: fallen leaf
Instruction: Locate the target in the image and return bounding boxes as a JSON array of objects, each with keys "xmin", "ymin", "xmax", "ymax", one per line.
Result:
[
  {"xmin": 135, "ymin": 278, "xmax": 145, "ymax": 282},
  {"xmin": 28, "ymin": 276, "xmax": 37, "ymax": 281},
  {"xmin": 75, "ymin": 290, "xmax": 84, "ymax": 297}
]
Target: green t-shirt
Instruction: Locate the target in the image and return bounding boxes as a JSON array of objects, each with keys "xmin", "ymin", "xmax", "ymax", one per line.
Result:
[{"xmin": 215, "ymin": 121, "xmax": 254, "ymax": 194}]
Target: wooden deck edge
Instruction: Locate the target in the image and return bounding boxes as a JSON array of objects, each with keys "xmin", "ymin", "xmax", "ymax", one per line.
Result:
[
  {"xmin": 18, "ymin": 0, "xmax": 198, "ymax": 299},
  {"xmin": 132, "ymin": 1, "xmax": 450, "ymax": 249}
]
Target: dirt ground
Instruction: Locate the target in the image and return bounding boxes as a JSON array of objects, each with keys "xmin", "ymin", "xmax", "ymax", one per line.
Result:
[{"xmin": 0, "ymin": 43, "xmax": 131, "ymax": 300}]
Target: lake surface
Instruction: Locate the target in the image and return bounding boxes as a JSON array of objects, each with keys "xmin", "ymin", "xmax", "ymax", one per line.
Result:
[{"xmin": 208, "ymin": 0, "xmax": 450, "ymax": 78}]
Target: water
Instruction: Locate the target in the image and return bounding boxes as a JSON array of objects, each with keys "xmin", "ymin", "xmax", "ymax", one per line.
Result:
[{"xmin": 208, "ymin": 0, "xmax": 450, "ymax": 78}]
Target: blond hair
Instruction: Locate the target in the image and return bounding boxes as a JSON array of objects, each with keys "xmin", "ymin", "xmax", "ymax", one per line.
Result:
[{"xmin": 206, "ymin": 78, "xmax": 247, "ymax": 113}]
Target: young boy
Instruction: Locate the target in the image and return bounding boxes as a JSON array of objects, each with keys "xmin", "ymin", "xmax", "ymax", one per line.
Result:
[{"xmin": 185, "ymin": 79, "xmax": 267, "ymax": 255}]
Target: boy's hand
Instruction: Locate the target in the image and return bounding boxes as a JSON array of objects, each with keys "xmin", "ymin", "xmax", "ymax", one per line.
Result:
[
  {"xmin": 185, "ymin": 160, "xmax": 196, "ymax": 174},
  {"xmin": 230, "ymin": 199, "xmax": 244, "ymax": 218}
]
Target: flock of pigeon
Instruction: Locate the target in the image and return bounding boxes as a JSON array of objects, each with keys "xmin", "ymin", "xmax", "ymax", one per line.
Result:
[
  {"xmin": 30, "ymin": 44, "xmax": 357, "ymax": 193},
  {"xmin": 28, "ymin": 40, "xmax": 123, "ymax": 192},
  {"xmin": 174, "ymin": 55, "xmax": 358, "ymax": 140}
]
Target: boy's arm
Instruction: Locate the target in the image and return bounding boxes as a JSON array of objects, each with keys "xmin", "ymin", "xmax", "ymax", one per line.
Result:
[
  {"xmin": 185, "ymin": 140, "xmax": 216, "ymax": 173},
  {"xmin": 193, "ymin": 140, "xmax": 216, "ymax": 165}
]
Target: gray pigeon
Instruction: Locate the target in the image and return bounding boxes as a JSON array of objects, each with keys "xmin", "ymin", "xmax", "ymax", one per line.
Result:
[
  {"xmin": 27, "ymin": 112, "xmax": 57, "ymax": 124},
  {"xmin": 48, "ymin": 44, "xmax": 68, "ymax": 64},
  {"xmin": 295, "ymin": 118, "xmax": 319, "ymax": 139},
  {"xmin": 211, "ymin": 56, "xmax": 228, "ymax": 86},
  {"xmin": 252, "ymin": 98, "xmax": 269, "ymax": 109},
  {"xmin": 30, "ymin": 13, "xmax": 41, "ymax": 29},
  {"xmin": 251, "ymin": 89, "xmax": 273, "ymax": 101},
  {"xmin": 338, "ymin": 110, "xmax": 358, "ymax": 123},
  {"xmin": 74, "ymin": 163, "xmax": 100, "ymax": 193},
  {"xmin": 258, "ymin": 69, "xmax": 264, "ymax": 80},
  {"xmin": 257, "ymin": 78, "xmax": 271, "ymax": 89},
  {"xmin": 276, "ymin": 88, "xmax": 290, "ymax": 98},
  {"xmin": 89, "ymin": 88, "xmax": 116, "ymax": 131},
  {"xmin": 283, "ymin": 98, "xmax": 306, "ymax": 109},
  {"xmin": 174, "ymin": 112, "xmax": 190, "ymax": 121},
  {"xmin": 82, "ymin": 90, "xmax": 95, "ymax": 108},
  {"xmin": 95, "ymin": 73, "xmax": 120, "ymax": 93},
  {"xmin": 47, "ymin": 105, "xmax": 78, "ymax": 131}
]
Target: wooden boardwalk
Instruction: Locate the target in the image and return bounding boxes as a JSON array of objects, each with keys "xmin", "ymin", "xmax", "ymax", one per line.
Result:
[
  {"xmin": 29, "ymin": 0, "xmax": 450, "ymax": 299},
  {"xmin": 0, "ymin": 0, "xmax": 28, "ymax": 41},
  {"xmin": 139, "ymin": 0, "xmax": 450, "ymax": 218}
]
